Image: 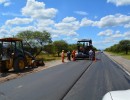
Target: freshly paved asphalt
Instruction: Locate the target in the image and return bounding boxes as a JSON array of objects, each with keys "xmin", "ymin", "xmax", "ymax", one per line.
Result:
[{"xmin": 0, "ymin": 53, "xmax": 130, "ymax": 100}]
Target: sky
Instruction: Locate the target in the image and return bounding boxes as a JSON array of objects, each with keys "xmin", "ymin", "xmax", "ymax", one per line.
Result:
[{"xmin": 0, "ymin": 0, "xmax": 130, "ymax": 49}]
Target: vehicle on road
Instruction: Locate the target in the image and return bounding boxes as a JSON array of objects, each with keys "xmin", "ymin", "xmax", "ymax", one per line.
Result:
[
  {"xmin": 0, "ymin": 37, "xmax": 44, "ymax": 72},
  {"xmin": 75, "ymin": 39, "xmax": 95, "ymax": 60},
  {"xmin": 102, "ymin": 89, "xmax": 130, "ymax": 100}
]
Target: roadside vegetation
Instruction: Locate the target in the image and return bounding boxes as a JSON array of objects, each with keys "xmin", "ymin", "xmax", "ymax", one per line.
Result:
[
  {"xmin": 15, "ymin": 30, "xmax": 97, "ymax": 61},
  {"xmin": 105, "ymin": 40, "xmax": 130, "ymax": 60}
]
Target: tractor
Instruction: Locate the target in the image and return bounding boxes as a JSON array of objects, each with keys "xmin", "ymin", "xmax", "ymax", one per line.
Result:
[
  {"xmin": 75, "ymin": 39, "xmax": 95, "ymax": 60},
  {"xmin": 0, "ymin": 37, "xmax": 44, "ymax": 72}
]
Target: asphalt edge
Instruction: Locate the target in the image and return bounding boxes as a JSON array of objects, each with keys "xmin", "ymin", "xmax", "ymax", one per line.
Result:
[{"xmin": 104, "ymin": 52, "xmax": 130, "ymax": 76}]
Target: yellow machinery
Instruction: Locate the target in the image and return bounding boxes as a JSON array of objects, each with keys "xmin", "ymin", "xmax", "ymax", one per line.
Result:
[{"xmin": 0, "ymin": 38, "xmax": 44, "ymax": 72}]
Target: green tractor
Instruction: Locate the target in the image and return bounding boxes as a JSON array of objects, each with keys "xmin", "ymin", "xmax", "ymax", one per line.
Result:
[{"xmin": 0, "ymin": 38, "xmax": 44, "ymax": 72}]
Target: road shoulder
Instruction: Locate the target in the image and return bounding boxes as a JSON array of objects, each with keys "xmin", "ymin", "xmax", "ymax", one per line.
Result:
[
  {"xmin": 0, "ymin": 59, "xmax": 69, "ymax": 83},
  {"xmin": 104, "ymin": 52, "xmax": 130, "ymax": 75}
]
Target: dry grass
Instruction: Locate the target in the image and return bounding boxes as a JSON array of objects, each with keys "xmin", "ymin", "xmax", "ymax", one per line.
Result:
[
  {"xmin": 36, "ymin": 54, "xmax": 63, "ymax": 61},
  {"xmin": 107, "ymin": 52, "xmax": 130, "ymax": 60}
]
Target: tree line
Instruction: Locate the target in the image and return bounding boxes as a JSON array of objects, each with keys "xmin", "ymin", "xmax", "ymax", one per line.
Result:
[
  {"xmin": 16, "ymin": 30, "xmax": 78, "ymax": 56},
  {"xmin": 105, "ymin": 40, "xmax": 130, "ymax": 54},
  {"xmin": 16, "ymin": 30, "xmax": 97, "ymax": 56}
]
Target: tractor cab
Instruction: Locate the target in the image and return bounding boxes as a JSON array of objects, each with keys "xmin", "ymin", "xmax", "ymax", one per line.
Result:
[
  {"xmin": 75, "ymin": 39, "xmax": 95, "ymax": 59},
  {"xmin": 0, "ymin": 38, "xmax": 24, "ymax": 60},
  {"xmin": 0, "ymin": 38, "xmax": 27, "ymax": 72}
]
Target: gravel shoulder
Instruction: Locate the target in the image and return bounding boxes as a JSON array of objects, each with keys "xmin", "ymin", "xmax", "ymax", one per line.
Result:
[
  {"xmin": 104, "ymin": 52, "xmax": 130, "ymax": 75},
  {"xmin": 0, "ymin": 59, "xmax": 69, "ymax": 83}
]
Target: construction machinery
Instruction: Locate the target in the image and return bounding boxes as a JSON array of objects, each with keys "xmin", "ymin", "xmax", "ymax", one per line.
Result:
[
  {"xmin": 0, "ymin": 37, "xmax": 44, "ymax": 72},
  {"xmin": 75, "ymin": 39, "xmax": 95, "ymax": 60}
]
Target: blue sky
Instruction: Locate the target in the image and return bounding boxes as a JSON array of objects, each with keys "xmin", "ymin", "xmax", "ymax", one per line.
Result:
[{"xmin": 0, "ymin": 0, "xmax": 130, "ymax": 49}]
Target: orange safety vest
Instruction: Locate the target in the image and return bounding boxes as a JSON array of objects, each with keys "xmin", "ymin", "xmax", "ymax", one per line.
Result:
[
  {"xmin": 61, "ymin": 52, "xmax": 64, "ymax": 58},
  {"xmin": 72, "ymin": 50, "xmax": 76, "ymax": 61}
]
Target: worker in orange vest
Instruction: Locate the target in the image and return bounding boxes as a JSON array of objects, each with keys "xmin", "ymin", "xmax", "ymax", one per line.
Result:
[
  {"xmin": 72, "ymin": 50, "xmax": 76, "ymax": 61},
  {"xmin": 61, "ymin": 50, "xmax": 65, "ymax": 62}
]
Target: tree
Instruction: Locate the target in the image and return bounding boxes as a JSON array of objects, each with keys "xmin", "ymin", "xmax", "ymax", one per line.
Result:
[
  {"xmin": 53, "ymin": 40, "xmax": 68, "ymax": 57},
  {"xmin": 92, "ymin": 46, "xmax": 97, "ymax": 51},
  {"xmin": 119, "ymin": 40, "xmax": 130, "ymax": 54},
  {"xmin": 16, "ymin": 30, "xmax": 52, "ymax": 46},
  {"xmin": 16, "ymin": 30, "xmax": 33, "ymax": 53},
  {"xmin": 33, "ymin": 31, "xmax": 52, "ymax": 45},
  {"xmin": 105, "ymin": 40, "xmax": 130, "ymax": 54},
  {"xmin": 43, "ymin": 44, "xmax": 55, "ymax": 55},
  {"xmin": 68, "ymin": 44, "xmax": 77, "ymax": 52},
  {"xmin": 16, "ymin": 30, "xmax": 33, "ymax": 41},
  {"xmin": 16, "ymin": 30, "xmax": 52, "ymax": 55}
]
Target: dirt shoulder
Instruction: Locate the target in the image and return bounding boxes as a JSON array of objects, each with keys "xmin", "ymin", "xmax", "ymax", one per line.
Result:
[
  {"xmin": 0, "ymin": 59, "xmax": 69, "ymax": 83},
  {"xmin": 104, "ymin": 52, "xmax": 130, "ymax": 74}
]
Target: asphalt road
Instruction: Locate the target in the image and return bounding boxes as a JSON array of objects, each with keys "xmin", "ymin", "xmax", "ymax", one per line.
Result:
[{"xmin": 0, "ymin": 53, "xmax": 130, "ymax": 100}]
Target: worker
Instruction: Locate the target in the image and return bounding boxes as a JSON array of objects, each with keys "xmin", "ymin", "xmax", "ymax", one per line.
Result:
[
  {"xmin": 67, "ymin": 51, "xmax": 71, "ymax": 61},
  {"xmin": 72, "ymin": 50, "xmax": 76, "ymax": 61},
  {"xmin": 61, "ymin": 50, "xmax": 65, "ymax": 62},
  {"xmin": 89, "ymin": 49, "xmax": 93, "ymax": 61}
]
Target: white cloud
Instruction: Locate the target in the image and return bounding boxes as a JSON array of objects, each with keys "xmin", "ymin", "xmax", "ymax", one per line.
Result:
[
  {"xmin": 10, "ymin": 26, "xmax": 37, "ymax": 35},
  {"xmin": 54, "ymin": 17, "xmax": 80, "ymax": 36},
  {"xmin": 93, "ymin": 14, "xmax": 130, "ymax": 28},
  {"xmin": 124, "ymin": 22, "xmax": 130, "ymax": 28},
  {"xmin": 96, "ymin": 29, "xmax": 130, "ymax": 49},
  {"xmin": 22, "ymin": 0, "xmax": 57, "ymax": 19},
  {"xmin": 67, "ymin": 31, "xmax": 79, "ymax": 36},
  {"xmin": 111, "ymin": 31, "xmax": 123, "ymax": 38},
  {"xmin": 94, "ymin": 16, "xmax": 98, "ymax": 19},
  {"xmin": 62, "ymin": 17, "xmax": 77, "ymax": 23},
  {"xmin": 0, "ymin": 28, "xmax": 12, "ymax": 38},
  {"xmin": 2, "ymin": 12, "xmax": 22, "ymax": 17},
  {"xmin": 124, "ymin": 31, "xmax": 130, "ymax": 36},
  {"xmin": 98, "ymin": 29, "xmax": 124, "ymax": 38},
  {"xmin": 103, "ymin": 37, "xmax": 118, "ymax": 44},
  {"xmin": 0, "ymin": 0, "xmax": 11, "ymax": 7},
  {"xmin": 124, "ymin": 31, "xmax": 130, "ymax": 39},
  {"xmin": 73, "ymin": 38, "xmax": 79, "ymax": 41},
  {"xmin": 0, "ymin": 1, "xmax": 81, "ymax": 39},
  {"xmin": 0, "ymin": 28, "xmax": 9, "ymax": 35},
  {"xmin": 98, "ymin": 29, "xmax": 113, "ymax": 36},
  {"xmin": 4, "ymin": 1, "xmax": 10, "ymax": 6},
  {"xmin": 63, "ymin": 37, "xmax": 79, "ymax": 43},
  {"xmin": 80, "ymin": 18, "xmax": 93, "ymax": 26},
  {"xmin": 36, "ymin": 19, "xmax": 54, "ymax": 31},
  {"xmin": 5, "ymin": 17, "xmax": 33, "ymax": 26},
  {"xmin": 55, "ymin": 17, "xmax": 80, "ymax": 31},
  {"xmin": 107, "ymin": 0, "xmax": 130, "ymax": 6},
  {"xmin": 74, "ymin": 11, "xmax": 88, "ymax": 16},
  {"xmin": 51, "ymin": 34, "xmax": 59, "ymax": 38}
]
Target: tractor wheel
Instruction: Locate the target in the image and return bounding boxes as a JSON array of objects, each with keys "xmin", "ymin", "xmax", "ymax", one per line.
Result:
[
  {"xmin": 1, "ymin": 67, "xmax": 8, "ymax": 72},
  {"xmin": 0, "ymin": 62, "xmax": 9, "ymax": 72},
  {"xmin": 13, "ymin": 57, "xmax": 25, "ymax": 72},
  {"xmin": 36, "ymin": 59, "xmax": 45, "ymax": 66}
]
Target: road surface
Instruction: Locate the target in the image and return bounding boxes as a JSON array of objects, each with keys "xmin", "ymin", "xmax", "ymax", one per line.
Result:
[{"xmin": 0, "ymin": 53, "xmax": 130, "ymax": 100}]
